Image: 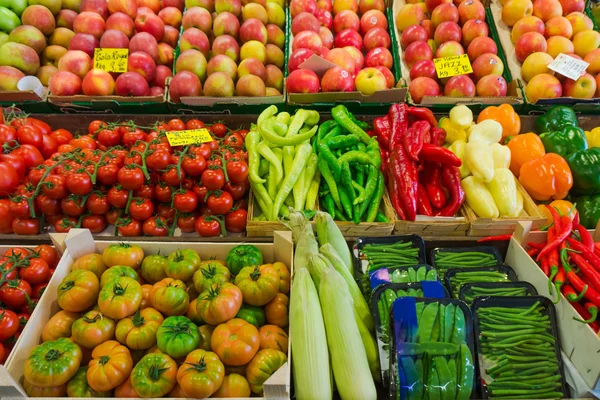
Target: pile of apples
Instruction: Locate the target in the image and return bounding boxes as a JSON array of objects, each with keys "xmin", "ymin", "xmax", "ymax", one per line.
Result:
[
  {"xmin": 168, "ymin": 0, "xmax": 286, "ymax": 101},
  {"xmin": 286, "ymin": 0, "xmax": 396, "ymax": 95},
  {"xmin": 501, "ymin": 0, "xmax": 600, "ymax": 102},
  {"xmin": 397, "ymin": 0, "xmax": 509, "ymax": 103},
  {"xmin": 0, "ymin": 0, "xmax": 181, "ymax": 97}
]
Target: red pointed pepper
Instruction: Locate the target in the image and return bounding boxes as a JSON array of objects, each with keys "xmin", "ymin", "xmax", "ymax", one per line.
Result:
[
  {"xmin": 416, "ymin": 181, "xmax": 433, "ymax": 216},
  {"xmin": 436, "ymin": 166, "xmax": 464, "ymax": 217},
  {"xmin": 391, "ymin": 145, "xmax": 417, "ymax": 221},
  {"xmin": 389, "ymin": 103, "xmax": 408, "ymax": 147},
  {"xmin": 403, "ymin": 121, "xmax": 429, "ymax": 162},
  {"xmin": 419, "ymin": 145, "xmax": 462, "ymax": 167},
  {"xmin": 423, "ymin": 162, "xmax": 447, "ymax": 209}
]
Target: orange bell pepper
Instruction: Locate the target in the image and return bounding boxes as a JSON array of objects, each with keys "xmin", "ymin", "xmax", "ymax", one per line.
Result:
[
  {"xmin": 506, "ymin": 133, "xmax": 546, "ymax": 177},
  {"xmin": 477, "ymin": 104, "xmax": 521, "ymax": 140},
  {"xmin": 538, "ymin": 200, "xmax": 577, "ymax": 225},
  {"xmin": 519, "ymin": 153, "xmax": 573, "ymax": 201}
]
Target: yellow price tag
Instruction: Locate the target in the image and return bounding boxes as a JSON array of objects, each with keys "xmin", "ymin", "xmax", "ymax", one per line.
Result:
[
  {"xmin": 166, "ymin": 129, "xmax": 213, "ymax": 146},
  {"xmin": 93, "ymin": 48, "xmax": 129, "ymax": 73},
  {"xmin": 433, "ymin": 54, "xmax": 473, "ymax": 79}
]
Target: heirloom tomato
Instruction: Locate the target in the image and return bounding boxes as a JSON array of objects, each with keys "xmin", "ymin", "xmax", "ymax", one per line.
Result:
[
  {"xmin": 196, "ymin": 282, "xmax": 242, "ymax": 325},
  {"xmin": 71, "ymin": 310, "xmax": 116, "ymax": 349},
  {"xmin": 41, "ymin": 310, "xmax": 79, "ymax": 343},
  {"xmin": 87, "ymin": 340, "xmax": 133, "ymax": 391},
  {"xmin": 246, "ymin": 349, "xmax": 287, "ymax": 395},
  {"xmin": 211, "ymin": 318, "xmax": 260, "ymax": 366},
  {"xmin": 67, "ymin": 366, "xmax": 112, "ymax": 397},
  {"xmin": 213, "ymin": 373, "xmax": 251, "ymax": 398},
  {"xmin": 100, "ymin": 265, "xmax": 139, "ymax": 288},
  {"xmin": 225, "ymin": 245, "xmax": 263, "ymax": 276},
  {"xmin": 24, "ymin": 379, "xmax": 67, "ymax": 397},
  {"xmin": 192, "ymin": 260, "xmax": 230, "ymax": 293},
  {"xmin": 130, "ymin": 353, "xmax": 177, "ymax": 398},
  {"xmin": 140, "ymin": 253, "xmax": 168, "ymax": 284},
  {"xmin": 177, "ymin": 349, "xmax": 225, "ymax": 398},
  {"xmin": 24, "ymin": 337, "xmax": 82, "ymax": 387},
  {"xmin": 165, "ymin": 249, "xmax": 201, "ymax": 281},
  {"xmin": 258, "ymin": 325, "xmax": 288, "ymax": 354},
  {"xmin": 98, "ymin": 276, "xmax": 143, "ymax": 319},
  {"xmin": 156, "ymin": 316, "xmax": 200, "ymax": 358},
  {"xmin": 234, "ymin": 265, "xmax": 279, "ymax": 306},
  {"xmin": 102, "ymin": 243, "xmax": 144, "ymax": 269},
  {"xmin": 57, "ymin": 269, "xmax": 100, "ymax": 312},
  {"xmin": 265, "ymin": 293, "xmax": 289, "ymax": 328},
  {"xmin": 150, "ymin": 278, "xmax": 190, "ymax": 316},
  {"xmin": 115, "ymin": 307, "xmax": 164, "ymax": 350}
]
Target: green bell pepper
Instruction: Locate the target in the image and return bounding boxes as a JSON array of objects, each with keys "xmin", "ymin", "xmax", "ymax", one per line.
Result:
[
  {"xmin": 566, "ymin": 148, "xmax": 600, "ymax": 195},
  {"xmin": 226, "ymin": 244, "xmax": 263, "ymax": 276},
  {"xmin": 540, "ymin": 126, "xmax": 588, "ymax": 158},
  {"xmin": 0, "ymin": 0, "xmax": 26, "ymax": 16},
  {"xmin": 535, "ymin": 106, "xmax": 578, "ymax": 134},
  {"xmin": 156, "ymin": 316, "xmax": 200, "ymax": 358},
  {"xmin": 0, "ymin": 7, "xmax": 20, "ymax": 33},
  {"xmin": 571, "ymin": 194, "xmax": 600, "ymax": 229},
  {"xmin": 236, "ymin": 304, "xmax": 266, "ymax": 327}
]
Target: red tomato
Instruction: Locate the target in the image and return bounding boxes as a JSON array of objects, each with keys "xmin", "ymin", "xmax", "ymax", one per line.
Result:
[
  {"xmin": 20, "ymin": 258, "xmax": 50, "ymax": 286},
  {"xmin": 41, "ymin": 175, "xmax": 68, "ymax": 199},
  {"xmin": 14, "ymin": 144, "xmax": 44, "ymax": 170},
  {"xmin": 133, "ymin": 183, "xmax": 155, "ymax": 200},
  {"xmin": 223, "ymin": 182, "xmax": 247, "ymax": 201},
  {"xmin": 143, "ymin": 216, "xmax": 169, "ymax": 236},
  {"xmin": 32, "ymin": 283, "xmax": 48, "ymax": 299},
  {"xmin": 0, "ymin": 162, "xmax": 19, "ymax": 196},
  {"xmin": 117, "ymin": 218, "xmax": 143, "ymax": 236},
  {"xmin": 224, "ymin": 132, "xmax": 244, "ymax": 148},
  {"xmin": 34, "ymin": 244, "xmax": 58, "ymax": 268},
  {"xmin": 46, "ymin": 213, "xmax": 64, "ymax": 225},
  {"xmin": 173, "ymin": 190, "xmax": 198, "ymax": 213},
  {"xmin": 177, "ymin": 213, "xmax": 197, "ymax": 233},
  {"xmin": 40, "ymin": 134, "xmax": 58, "ymax": 159},
  {"xmin": 12, "ymin": 117, "xmax": 51, "ymax": 136},
  {"xmin": 207, "ymin": 191, "xmax": 233, "ymax": 215},
  {"xmin": 0, "ymin": 199, "xmax": 14, "ymax": 234},
  {"xmin": 185, "ymin": 119, "xmax": 205, "ymax": 130},
  {"xmin": 97, "ymin": 129, "xmax": 121, "ymax": 147},
  {"xmin": 86, "ymin": 192, "xmax": 110, "ymax": 215},
  {"xmin": 207, "ymin": 140, "xmax": 219, "ymax": 151},
  {"xmin": 66, "ymin": 172, "xmax": 93, "ymax": 195},
  {"xmin": 54, "ymin": 217, "xmax": 77, "ymax": 233},
  {"xmin": 88, "ymin": 120, "xmax": 106, "ymax": 135},
  {"xmin": 0, "ymin": 279, "xmax": 32, "ymax": 308},
  {"xmin": 105, "ymin": 208, "xmax": 121, "ymax": 225},
  {"xmin": 50, "ymin": 129, "xmax": 74, "ymax": 145},
  {"xmin": 12, "ymin": 218, "xmax": 40, "ymax": 235},
  {"xmin": 146, "ymin": 149, "xmax": 172, "ymax": 171},
  {"xmin": 154, "ymin": 183, "xmax": 173, "ymax": 203},
  {"xmin": 182, "ymin": 153, "xmax": 206, "ymax": 177},
  {"xmin": 97, "ymin": 163, "xmax": 120, "ymax": 186},
  {"xmin": 118, "ymin": 166, "xmax": 145, "ymax": 190},
  {"xmin": 108, "ymin": 186, "xmax": 130, "ymax": 209},
  {"xmin": 129, "ymin": 198, "xmax": 155, "ymax": 221},
  {"xmin": 0, "ymin": 309, "xmax": 19, "ymax": 341},
  {"xmin": 156, "ymin": 203, "xmax": 176, "ymax": 223},
  {"xmin": 70, "ymin": 135, "xmax": 96, "ymax": 150},
  {"xmin": 16, "ymin": 125, "xmax": 42, "ymax": 148},
  {"xmin": 0, "ymin": 125, "xmax": 16, "ymax": 146},
  {"xmin": 9, "ymin": 197, "xmax": 32, "ymax": 219},
  {"xmin": 191, "ymin": 143, "xmax": 211, "ymax": 159},
  {"xmin": 225, "ymin": 209, "xmax": 247, "ymax": 233},
  {"xmin": 192, "ymin": 185, "xmax": 208, "ymax": 204},
  {"xmin": 5, "ymin": 248, "xmax": 30, "ymax": 260},
  {"xmin": 18, "ymin": 312, "xmax": 30, "ymax": 331},
  {"xmin": 211, "ymin": 123, "xmax": 227, "ymax": 138},
  {"xmin": 61, "ymin": 195, "xmax": 86, "ymax": 217},
  {"xmin": 201, "ymin": 168, "xmax": 225, "ymax": 190},
  {"xmin": 226, "ymin": 161, "xmax": 249, "ymax": 184},
  {"xmin": 167, "ymin": 119, "xmax": 186, "ymax": 131},
  {"xmin": 27, "ymin": 166, "xmax": 45, "ymax": 186},
  {"xmin": 0, "ymin": 153, "xmax": 25, "ymax": 180},
  {"xmin": 81, "ymin": 215, "xmax": 107, "ymax": 233},
  {"xmin": 123, "ymin": 129, "xmax": 148, "ymax": 148},
  {"xmin": 161, "ymin": 166, "xmax": 185, "ymax": 187},
  {"xmin": 195, "ymin": 215, "xmax": 222, "ymax": 237},
  {"xmin": 57, "ymin": 144, "xmax": 76, "ymax": 153},
  {"xmin": 35, "ymin": 194, "xmax": 61, "ymax": 216}
]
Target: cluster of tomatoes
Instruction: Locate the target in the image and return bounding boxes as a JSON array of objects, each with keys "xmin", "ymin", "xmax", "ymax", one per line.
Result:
[
  {"xmin": 23, "ymin": 243, "xmax": 289, "ymax": 398},
  {"xmin": 0, "ymin": 114, "xmax": 250, "ymax": 236},
  {"xmin": 0, "ymin": 244, "xmax": 59, "ymax": 363}
]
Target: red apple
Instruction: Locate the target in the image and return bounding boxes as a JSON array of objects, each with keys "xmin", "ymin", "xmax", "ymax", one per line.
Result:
[
  {"xmin": 458, "ymin": 0, "xmax": 485, "ymax": 25},
  {"xmin": 215, "ymin": 0, "xmax": 241, "ymax": 16},
  {"xmin": 444, "ymin": 75, "xmax": 476, "ymax": 96},
  {"xmin": 213, "ymin": 11, "xmax": 240, "ymax": 38},
  {"xmin": 182, "ymin": 6, "xmax": 212, "ymax": 33},
  {"xmin": 476, "ymin": 74, "xmax": 508, "ymax": 96},
  {"xmin": 288, "ymin": 48, "xmax": 315, "ymax": 72},
  {"xmin": 100, "ymin": 29, "xmax": 129, "ymax": 49},
  {"xmin": 58, "ymin": 50, "xmax": 92, "ymax": 79},
  {"xmin": 135, "ymin": 12, "xmax": 164, "ymax": 42},
  {"xmin": 426, "ymin": 0, "xmax": 452, "ymax": 13},
  {"xmin": 69, "ymin": 33, "xmax": 99, "ymax": 58},
  {"xmin": 472, "ymin": 53, "xmax": 504, "ymax": 81},
  {"xmin": 163, "ymin": 0, "xmax": 184, "ymax": 11},
  {"xmin": 127, "ymin": 51, "xmax": 156, "ymax": 82},
  {"xmin": 431, "ymin": 3, "xmax": 459, "ymax": 28},
  {"xmin": 108, "ymin": 0, "xmax": 137, "ymax": 19},
  {"xmin": 82, "ymin": 69, "xmax": 116, "ymax": 95},
  {"xmin": 56, "ymin": 9, "xmax": 78, "ymax": 30},
  {"xmin": 49, "ymin": 70, "xmax": 81, "ymax": 95},
  {"xmin": 152, "ymin": 65, "xmax": 171, "ymax": 88},
  {"xmin": 375, "ymin": 65, "xmax": 395, "ymax": 88},
  {"xmin": 106, "ymin": 12, "xmax": 135, "ymax": 38},
  {"xmin": 405, "ymin": 41, "xmax": 433, "ymax": 68},
  {"xmin": 292, "ymin": 12, "xmax": 320, "ymax": 35},
  {"xmin": 359, "ymin": 0, "xmax": 384, "ymax": 14},
  {"xmin": 240, "ymin": 18, "xmax": 268, "ymax": 44},
  {"xmin": 343, "ymin": 46, "xmax": 364, "ymax": 70},
  {"xmin": 410, "ymin": 59, "xmax": 437, "ymax": 80},
  {"xmin": 563, "ymin": 72, "xmax": 596, "ymax": 98},
  {"xmin": 462, "ymin": 19, "xmax": 488, "ymax": 47},
  {"xmin": 115, "ymin": 71, "xmax": 149, "ymax": 96},
  {"xmin": 292, "ymin": 30, "xmax": 323, "ymax": 53},
  {"xmin": 129, "ymin": 32, "xmax": 159, "ymax": 61},
  {"xmin": 137, "ymin": 0, "xmax": 160, "ymax": 13},
  {"xmin": 315, "ymin": 9, "xmax": 333, "ymax": 29},
  {"xmin": 238, "ymin": 57, "xmax": 266, "ymax": 81},
  {"xmin": 365, "ymin": 47, "xmax": 393, "ymax": 68},
  {"xmin": 290, "ymin": 0, "xmax": 317, "ymax": 18},
  {"xmin": 158, "ymin": 7, "xmax": 182, "ymax": 29},
  {"xmin": 333, "ymin": 28, "xmax": 362, "ymax": 49},
  {"xmin": 355, "ymin": 67, "xmax": 387, "ymax": 95},
  {"xmin": 80, "ymin": 0, "xmax": 109, "ymax": 19},
  {"xmin": 149, "ymin": 86, "xmax": 163, "ymax": 96},
  {"xmin": 467, "ymin": 36, "xmax": 497, "ymax": 60},
  {"xmin": 363, "ymin": 27, "xmax": 391, "ymax": 50},
  {"xmin": 319, "ymin": 26, "xmax": 334, "ymax": 49},
  {"xmin": 434, "ymin": 21, "xmax": 462, "ymax": 45},
  {"xmin": 212, "ymin": 35, "xmax": 240, "ymax": 62},
  {"xmin": 409, "ymin": 76, "xmax": 440, "ymax": 103},
  {"xmin": 163, "ymin": 26, "xmax": 180, "ymax": 48},
  {"xmin": 321, "ymin": 66, "xmax": 355, "ymax": 91},
  {"xmin": 179, "ymin": 28, "xmax": 210, "ymax": 57},
  {"xmin": 401, "ymin": 25, "xmax": 429, "ymax": 48},
  {"xmin": 360, "ymin": 10, "xmax": 387, "ymax": 35},
  {"xmin": 325, "ymin": 48, "xmax": 356, "ymax": 73},
  {"xmin": 333, "ymin": 10, "xmax": 359, "ymax": 33},
  {"xmin": 287, "ymin": 68, "xmax": 320, "ymax": 92},
  {"xmin": 169, "ymin": 70, "xmax": 201, "ymax": 102},
  {"xmin": 73, "ymin": 11, "xmax": 105, "ymax": 40}
]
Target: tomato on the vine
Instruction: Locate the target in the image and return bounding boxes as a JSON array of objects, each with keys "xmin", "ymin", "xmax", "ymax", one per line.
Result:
[
  {"xmin": 34, "ymin": 244, "xmax": 58, "ymax": 268},
  {"xmin": 88, "ymin": 120, "xmax": 107, "ymax": 135},
  {"xmin": 223, "ymin": 182, "xmax": 247, "ymax": 201},
  {"xmin": 9, "ymin": 197, "xmax": 32, "ymax": 219},
  {"xmin": 177, "ymin": 213, "xmax": 197, "ymax": 233},
  {"xmin": 161, "ymin": 166, "xmax": 185, "ymax": 187},
  {"xmin": 41, "ymin": 174, "xmax": 68, "ymax": 199},
  {"xmin": 40, "ymin": 135, "xmax": 58, "ymax": 159},
  {"xmin": 54, "ymin": 217, "xmax": 77, "ymax": 233},
  {"xmin": 81, "ymin": 215, "xmax": 107, "ymax": 233},
  {"xmin": 12, "ymin": 218, "xmax": 40, "ymax": 235},
  {"xmin": 146, "ymin": 149, "xmax": 172, "ymax": 171},
  {"xmin": 0, "ymin": 279, "xmax": 32, "ymax": 309},
  {"xmin": 106, "ymin": 208, "xmax": 121, "ymax": 225},
  {"xmin": 117, "ymin": 218, "xmax": 143, "ymax": 236},
  {"xmin": 173, "ymin": 190, "xmax": 198, "ymax": 213},
  {"xmin": 14, "ymin": 144, "xmax": 44, "ymax": 170},
  {"xmin": 185, "ymin": 119, "xmax": 204, "ymax": 130},
  {"xmin": 133, "ymin": 183, "xmax": 155, "ymax": 200},
  {"xmin": 66, "ymin": 172, "xmax": 93, "ymax": 195},
  {"xmin": 143, "ymin": 216, "xmax": 169, "ymax": 236},
  {"xmin": 86, "ymin": 192, "xmax": 111, "ymax": 215},
  {"xmin": 70, "ymin": 135, "xmax": 96, "ymax": 150},
  {"xmin": 156, "ymin": 204, "xmax": 176, "ymax": 223},
  {"xmin": 0, "ymin": 199, "xmax": 14, "ymax": 234},
  {"xmin": 0, "ymin": 162, "xmax": 19, "ymax": 196},
  {"xmin": 17, "ymin": 125, "xmax": 42, "ymax": 148},
  {"xmin": 0, "ymin": 309, "xmax": 19, "ymax": 341},
  {"xmin": 35, "ymin": 195, "xmax": 61, "ymax": 216},
  {"xmin": 61, "ymin": 196, "xmax": 85, "ymax": 217},
  {"xmin": 0, "ymin": 153, "xmax": 26, "ymax": 180},
  {"xmin": 154, "ymin": 183, "xmax": 173, "ymax": 203},
  {"xmin": 225, "ymin": 209, "xmax": 247, "ymax": 233},
  {"xmin": 207, "ymin": 191, "xmax": 233, "ymax": 215},
  {"xmin": 191, "ymin": 143, "xmax": 211, "ymax": 159},
  {"xmin": 32, "ymin": 283, "xmax": 48, "ymax": 299},
  {"xmin": 129, "ymin": 198, "xmax": 155, "ymax": 221},
  {"xmin": 97, "ymin": 163, "xmax": 120, "ymax": 186},
  {"xmin": 50, "ymin": 129, "xmax": 74, "ymax": 145},
  {"xmin": 226, "ymin": 161, "xmax": 249, "ymax": 184},
  {"xmin": 12, "ymin": 117, "xmax": 51, "ymax": 135},
  {"xmin": 19, "ymin": 258, "xmax": 50, "ymax": 286},
  {"xmin": 118, "ymin": 166, "xmax": 145, "ymax": 190},
  {"xmin": 195, "ymin": 215, "xmax": 222, "ymax": 237},
  {"xmin": 0, "ymin": 125, "xmax": 16, "ymax": 146},
  {"xmin": 182, "ymin": 153, "xmax": 206, "ymax": 177},
  {"xmin": 167, "ymin": 119, "xmax": 186, "ymax": 131},
  {"xmin": 224, "ymin": 132, "xmax": 244, "ymax": 148},
  {"xmin": 192, "ymin": 185, "xmax": 208, "ymax": 204},
  {"xmin": 212, "ymin": 123, "xmax": 227, "ymax": 138},
  {"xmin": 201, "ymin": 168, "xmax": 225, "ymax": 190}
]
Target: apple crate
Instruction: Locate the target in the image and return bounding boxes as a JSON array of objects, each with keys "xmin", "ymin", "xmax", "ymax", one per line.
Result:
[
  {"xmin": 505, "ymin": 222, "xmax": 600, "ymax": 392},
  {"xmin": 0, "ymin": 229, "xmax": 293, "ymax": 399},
  {"xmin": 286, "ymin": 0, "xmax": 408, "ymax": 114},
  {"xmin": 393, "ymin": 0, "xmax": 525, "ymax": 113}
]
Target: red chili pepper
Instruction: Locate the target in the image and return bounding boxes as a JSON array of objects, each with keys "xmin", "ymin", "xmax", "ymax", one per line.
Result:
[
  {"xmin": 562, "ymin": 284, "xmax": 587, "ymax": 302},
  {"xmin": 582, "ymin": 302, "xmax": 599, "ymax": 323},
  {"xmin": 566, "ymin": 237, "xmax": 600, "ymax": 273},
  {"xmin": 561, "ymin": 248, "xmax": 600, "ymax": 305},
  {"xmin": 373, "ymin": 116, "xmax": 391, "ymax": 151},
  {"xmin": 570, "ymin": 252, "xmax": 600, "ymax": 292},
  {"xmin": 387, "ymin": 154, "xmax": 406, "ymax": 220},
  {"xmin": 423, "ymin": 162, "xmax": 447, "ymax": 209},
  {"xmin": 570, "ymin": 301, "xmax": 600, "ymax": 332},
  {"xmin": 407, "ymin": 106, "xmax": 437, "ymax": 127},
  {"xmin": 540, "ymin": 256, "xmax": 550, "ymax": 276},
  {"xmin": 528, "ymin": 247, "xmax": 540, "ymax": 258},
  {"xmin": 553, "ymin": 266, "xmax": 566, "ymax": 303},
  {"xmin": 419, "ymin": 145, "xmax": 462, "ymax": 167},
  {"xmin": 574, "ymin": 217, "xmax": 594, "ymax": 251},
  {"xmin": 477, "ymin": 234, "xmax": 512, "ymax": 243},
  {"xmin": 416, "ymin": 181, "xmax": 433, "ymax": 216},
  {"xmin": 389, "ymin": 103, "xmax": 408, "ymax": 147},
  {"xmin": 430, "ymin": 127, "xmax": 446, "ymax": 146},
  {"xmin": 548, "ymin": 205, "xmax": 561, "ymax": 232},
  {"xmin": 403, "ymin": 121, "xmax": 429, "ymax": 162},
  {"xmin": 436, "ymin": 166, "xmax": 464, "ymax": 217},
  {"xmin": 536, "ymin": 215, "xmax": 573, "ymax": 262},
  {"xmin": 527, "ymin": 242, "xmax": 546, "ymax": 250},
  {"xmin": 391, "ymin": 145, "xmax": 418, "ymax": 221}
]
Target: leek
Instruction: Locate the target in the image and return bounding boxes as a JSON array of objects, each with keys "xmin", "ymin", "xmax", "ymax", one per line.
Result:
[
  {"xmin": 316, "ymin": 211, "xmax": 352, "ymax": 274},
  {"xmin": 319, "ymin": 268, "xmax": 377, "ymax": 400},
  {"xmin": 290, "ymin": 268, "xmax": 332, "ymax": 400},
  {"xmin": 320, "ymin": 244, "xmax": 374, "ymax": 332}
]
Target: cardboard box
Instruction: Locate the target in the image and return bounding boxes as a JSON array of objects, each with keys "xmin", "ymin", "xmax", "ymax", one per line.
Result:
[
  {"xmin": 47, "ymin": 91, "xmax": 169, "ymax": 114},
  {"xmin": 286, "ymin": 3, "xmax": 408, "ymax": 114},
  {"xmin": 507, "ymin": 222, "xmax": 600, "ymax": 389},
  {"xmin": 394, "ymin": 0, "xmax": 524, "ymax": 112},
  {"xmin": 1, "ymin": 229, "xmax": 293, "ymax": 399},
  {"xmin": 491, "ymin": 0, "xmax": 600, "ymax": 113},
  {"xmin": 0, "ymin": 90, "xmax": 53, "ymax": 114}
]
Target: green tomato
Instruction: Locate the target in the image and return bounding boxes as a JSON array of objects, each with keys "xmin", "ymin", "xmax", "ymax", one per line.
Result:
[
  {"xmin": 141, "ymin": 254, "xmax": 168, "ymax": 284},
  {"xmin": 193, "ymin": 260, "xmax": 231, "ymax": 293},
  {"xmin": 226, "ymin": 245, "xmax": 263, "ymax": 276},
  {"xmin": 24, "ymin": 337, "xmax": 82, "ymax": 388},
  {"xmin": 100, "ymin": 265, "xmax": 138, "ymax": 288},
  {"xmin": 235, "ymin": 304, "xmax": 266, "ymax": 328},
  {"xmin": 66, "ymin": 366, "xmax": 111, "ymax": 398},
  {"xmin": 165, "ymin": 249, "xmax": 201, "ymax": 281},
  {"xmin": 156, "ymin": 316, "xmax": 200, "ymax": 358}
]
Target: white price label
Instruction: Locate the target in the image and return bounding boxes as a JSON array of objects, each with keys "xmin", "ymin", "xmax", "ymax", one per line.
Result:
[{"xmin": 547, "ymin": 53, "xmax": 589, "ymax": 81}]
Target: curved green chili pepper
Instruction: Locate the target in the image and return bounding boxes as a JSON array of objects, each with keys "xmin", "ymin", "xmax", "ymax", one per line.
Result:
[
  {"xmin": 246, "ymin": 130, "xmax": 265, "ymax": 184},
  {"xmin": 259, "ymin": 118, "xmax": 317, "ymax": 145}
]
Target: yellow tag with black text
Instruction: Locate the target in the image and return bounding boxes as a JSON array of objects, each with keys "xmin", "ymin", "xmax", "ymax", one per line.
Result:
[
  {"xmin": 93, "ymin": 48, "xmax": 129, "ymax": 73},
  {"xmin": 166, "ymin": 129, "xmax": 213, "ymax": 146},
  {"xmin": 434, "ymin": 54, "xmax": 473, "ymax": 79}
]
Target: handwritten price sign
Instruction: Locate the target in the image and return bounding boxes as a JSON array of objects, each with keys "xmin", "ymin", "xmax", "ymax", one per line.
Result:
[
  {"xmin": 166, "ymin": 129, "xmax": 214, "ymax": 146},
  {"xmin": 93, "ymin": 48, "xmax": 128, "ymax": 73},
  {"xmin": 433, "ymin": 54, "xmax": 473, "ymax": 79}
]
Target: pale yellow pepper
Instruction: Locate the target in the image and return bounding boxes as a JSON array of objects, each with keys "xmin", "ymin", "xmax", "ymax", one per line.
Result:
[
  {"xmin": 485, "ymin": 168, "xmax": 518, "ymax": 217},
  {"xmin": 462, "ymin": 176, "xmax": 499, "ymax": 218},
  {"xmin": 490, "ymin": 143, "xmax": 511, "ymax": 169},
  {"xmin": 440, "ymin": 117, "xmax": 467, "ymax": 144},
  {"xmin": 448, "ymin": 140, "xmax": 472, "ymax": 178},
  {"xmin": 465, "ymin": 140, "xmax": 495, "ymax": 183},
  {"xmin": 468, "ymin": 120, "xmax": 503, "ymax": 144},
  {"xmin": 508, "ymin": 190, "xmax": 524, "ymax": 217}
]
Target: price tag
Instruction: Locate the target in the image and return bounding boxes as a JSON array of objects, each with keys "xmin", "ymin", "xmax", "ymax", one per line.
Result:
[
  {"xmin": 93, "ymin": 48, "xmax": 128, "ymax": 73},
  {"xmin": 433, "ymin": 54, "xmax": 473, "ymax": 79},
  {"xmin": 166, "ymin": 129, "xmax": 213, "ymax": 146},
  {"xmin": 548, "ymin": 53, "xmax": 589, "ymax": 81}
]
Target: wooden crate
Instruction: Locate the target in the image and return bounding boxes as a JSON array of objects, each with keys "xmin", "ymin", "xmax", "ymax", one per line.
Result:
[
  {"xmin": 465, "ymin": 178, "xmax": 546, "ymax": 236},
  {"xmin": 506, "ymin": 222, "xmax": 600, "ymax": 390},
  {"xmin": 246, "ymin": 192, "xmax": 317, "ymax": 237},
  {"xmin": 1, "ymin": 229, "xmax": 293, "ymax": 400},
  {"xmin": 393, "ymin": 206, "xmax": 469, "ymax": 237}
]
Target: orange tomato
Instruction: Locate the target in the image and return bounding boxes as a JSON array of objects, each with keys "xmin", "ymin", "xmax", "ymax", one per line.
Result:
[
  {"xmin": 87, "ymin": 340, "xmax": 133, "ymax": 391},
  {"xmin": 211, "ymin": 318, "xmax": 260, "ymax": 366},
  {"xmin": 259, "ymin": 325, "xmax": 289, "ymax": 354},
  {"xmin": 265, "ymin": 293, "xmax": 289, "ymax": 328},
  {"xmin": 213, "ymin": 373, "xmax": 252, "ymax": 398}
]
